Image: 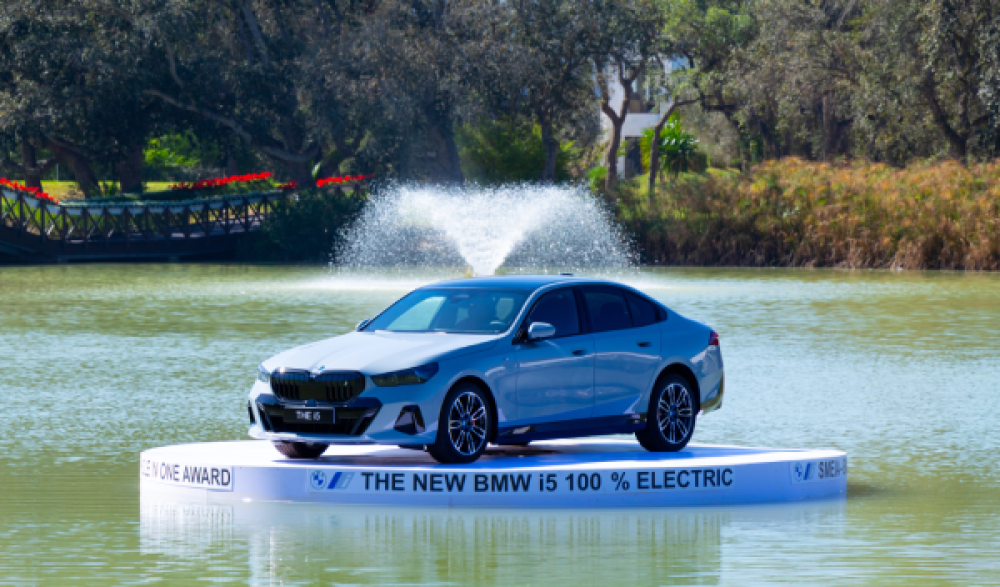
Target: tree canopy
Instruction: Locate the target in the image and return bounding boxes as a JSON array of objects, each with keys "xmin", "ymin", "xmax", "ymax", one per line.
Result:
[{"xmin": 1, "ymin": 0, "xmax": 997, "ymax": 196}]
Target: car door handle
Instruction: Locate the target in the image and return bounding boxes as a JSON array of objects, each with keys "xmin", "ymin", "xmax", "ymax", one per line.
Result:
[
  {"xmin": 571, "ymin": 349, "xmax": 587, "ymax": 356},
  {"xmin": 637, "ymin": 341, "xmax": 652, "ymax": 348}
]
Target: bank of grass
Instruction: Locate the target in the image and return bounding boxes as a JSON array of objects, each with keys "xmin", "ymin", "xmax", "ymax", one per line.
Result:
[
  {"xmin": 29, "ymin": 181, "xmax": 175, "ymax": 200},
  {"xmin": 616, "ymin": 158, "xmax": 1000, "ymax": 270}
]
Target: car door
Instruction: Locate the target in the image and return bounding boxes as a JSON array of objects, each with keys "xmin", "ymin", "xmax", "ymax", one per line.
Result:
[
  {"xmin": 514, "ymin": 288, "xmax": 595, "ymax": 424},
  {"xmin": 581, "ymin": 286, "xmax": 662, "ymax": 419}
]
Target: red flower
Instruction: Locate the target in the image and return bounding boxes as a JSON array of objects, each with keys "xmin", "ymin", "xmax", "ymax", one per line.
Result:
[
  {"xmin": 315, "ymin": 174, "xmax": 370, "ymax": 188},
  {"xmin": 0, "ymin": 177, "xmax": 59, "ymax": 204},
  {"xmin": 169, "ymin": 171, "xmax": 275, "ymax": 192}
]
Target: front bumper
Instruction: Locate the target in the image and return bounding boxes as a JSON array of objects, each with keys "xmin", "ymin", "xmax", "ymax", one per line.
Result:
[{"xmin": 247, "ymin": 379, "xmax": 444, "ymax": 446}]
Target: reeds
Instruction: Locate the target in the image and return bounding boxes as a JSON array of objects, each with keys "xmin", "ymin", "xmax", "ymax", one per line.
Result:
[{"xmin": 617, "ymin": 158, "xmax": 1000, "ymax": 270}]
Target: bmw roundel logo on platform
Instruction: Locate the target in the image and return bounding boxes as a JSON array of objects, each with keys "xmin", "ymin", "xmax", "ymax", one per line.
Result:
[
  {"xmin": 310, "ymin": 470, "xmax": 327, "ymax": 490},
  {"xmin": 306, "ymin": 470, "xmax": 355, "ymax": 491},
  {"xmin": 790, "ymin": 458, "xmax": 846, "ymax": 484}
]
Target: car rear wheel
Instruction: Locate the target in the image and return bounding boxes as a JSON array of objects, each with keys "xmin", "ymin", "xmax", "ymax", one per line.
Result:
[
  {"xmin": 428, "ymin": 383, "xmax": 492, "ymax": 464},
  {"xmin": 272, "ymin": 441, "xmax": 329, "ymax": 459},
  {"xmin": 636, "ymin": 374, "xmax": 697, "ymax": 452}
]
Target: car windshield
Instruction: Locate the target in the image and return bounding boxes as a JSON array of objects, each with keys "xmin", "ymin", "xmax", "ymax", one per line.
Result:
[{"xmin": 364, "ymin": 288, "xmax": 529, "ymax": 334}]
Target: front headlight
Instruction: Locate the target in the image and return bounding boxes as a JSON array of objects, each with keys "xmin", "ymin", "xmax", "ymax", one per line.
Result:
[
  {"xmin": 257, "ymin": 364, "xmax": 271, "ymax": 384},
  {"xmin": 371, "ymin": 363, "xmax": 439, "ymax": 387}
]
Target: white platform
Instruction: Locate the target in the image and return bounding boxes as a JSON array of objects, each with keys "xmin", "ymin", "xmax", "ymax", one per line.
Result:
[{"xmin": 139, "ymin": 439, "xmax": 847, "ymax": 507}]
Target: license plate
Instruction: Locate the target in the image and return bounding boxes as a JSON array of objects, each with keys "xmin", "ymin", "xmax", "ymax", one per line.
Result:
[{"xmin": 284, "ymin": 408, "xmax": 334, "ymax": 424}]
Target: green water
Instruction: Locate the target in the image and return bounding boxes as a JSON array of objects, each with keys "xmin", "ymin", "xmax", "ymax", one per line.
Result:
[{"xmin": 1, "ymin": 265, "xmax": 998, "ymax": 585}]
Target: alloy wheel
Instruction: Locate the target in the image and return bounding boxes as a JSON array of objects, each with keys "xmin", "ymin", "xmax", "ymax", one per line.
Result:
[
  {"xmin": 657, "ymin": 383, "xmax": 694, "ymax": 443},
  {"xmin": 447, "ymin": 391, "xmax": 489, "ymax": 456}
]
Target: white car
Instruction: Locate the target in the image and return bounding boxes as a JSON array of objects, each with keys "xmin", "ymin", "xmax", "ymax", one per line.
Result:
[{"xmin": 248, "ymin": 275, "xmax": 724, "ymax": 463}]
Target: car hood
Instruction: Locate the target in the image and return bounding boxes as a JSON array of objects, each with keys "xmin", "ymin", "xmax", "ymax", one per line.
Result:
[{"xmin": 262, "ymin": 331, "xmax": 499, "ymax": 375}]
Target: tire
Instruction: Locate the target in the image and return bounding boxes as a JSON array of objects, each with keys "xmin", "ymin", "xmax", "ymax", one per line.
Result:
[
  {"xmin": 272, "ymin": 441, "xmax": 329, "ymax": 459},
  {"xmin": 636, "ymin": 374, "xmax": 697, "ymax": 452},
  {"xmin": 428, "ymin": 383, "xmax": 492, "ymax": 464}
]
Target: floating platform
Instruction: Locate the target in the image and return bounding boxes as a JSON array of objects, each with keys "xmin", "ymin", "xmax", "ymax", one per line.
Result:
[{"xmin": 139, "ymin": 439, "xmax": 847, "ymax": 507}]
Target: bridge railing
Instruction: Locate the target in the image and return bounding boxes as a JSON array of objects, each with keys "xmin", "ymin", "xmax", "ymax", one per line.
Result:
[
  {"xmin": 1, "ymin": 189, "xmax": 289, "ymax": 243},
  {"xmin": 1, "ymin": 182, "xmax": 365, "ymax": 259}
]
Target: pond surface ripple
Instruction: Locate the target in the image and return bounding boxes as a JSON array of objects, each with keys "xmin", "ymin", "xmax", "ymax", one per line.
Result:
[{"xmin": 0, "ymin": 265, "xmax": 998, "ymax": 585}]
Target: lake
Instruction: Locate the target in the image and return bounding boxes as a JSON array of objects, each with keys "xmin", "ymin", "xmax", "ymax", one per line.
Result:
[{"xmin": 1, "ymin": 264, "xmax": 998, "ymax": 584}]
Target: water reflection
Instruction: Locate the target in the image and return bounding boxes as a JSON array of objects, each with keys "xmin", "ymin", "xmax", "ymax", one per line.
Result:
[
  {"xmin": 139, "ymin": 495, "xmax": 844, "ymax": 585},
  {"xmin": 3, "ymin": 265, "xmax": 1000, "ymax": 584}
]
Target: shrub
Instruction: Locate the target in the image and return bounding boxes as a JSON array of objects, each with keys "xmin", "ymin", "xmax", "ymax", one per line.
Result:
[
  {"xmin": 457, "ymin": 120, "xmax": 578, "ymax": 183},
  {"xmin": 619, "ymin": 158, "xmax": 1000, "ymax": 270},
  {"xmin": 639, "ymin": 115, "xmax": 707, "ymax": 179},
  {"xmin": 238, "ymin": 188, "xmax": 365, "ymax": 263}
]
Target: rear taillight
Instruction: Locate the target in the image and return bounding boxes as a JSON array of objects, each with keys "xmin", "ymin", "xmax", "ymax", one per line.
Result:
[{"xmin": 708, "ymin": 331, "xmax": 720, "ymax": 347}]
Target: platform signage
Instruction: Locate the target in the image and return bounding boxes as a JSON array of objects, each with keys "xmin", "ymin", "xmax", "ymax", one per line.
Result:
[
  {"xmin": 789, "ymin": 457, "xmax": 847, "ymax": 484},
  {"xmin": 306, "ymin": 467, "xmax": 735, "ymax": 495},
  {"xmin": 141, "ymin": 457, "xmax": 234, "ymax": 492}
]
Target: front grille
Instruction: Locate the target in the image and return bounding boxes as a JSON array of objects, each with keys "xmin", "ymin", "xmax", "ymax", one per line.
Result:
[
  {"xmin": 257, "ymin": 404, "xmax": 378, "ymax": 436},
  {"xmin": 270, "ymin": 370, "xmax": 366, "ymax": 403}
]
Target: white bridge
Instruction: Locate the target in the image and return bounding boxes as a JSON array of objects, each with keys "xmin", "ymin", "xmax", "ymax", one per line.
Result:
[{"xmin": 139, "ymin": 439, "xmax": 847, "ymax": 507}]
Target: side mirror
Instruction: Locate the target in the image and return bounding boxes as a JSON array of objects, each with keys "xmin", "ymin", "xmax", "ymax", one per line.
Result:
[
  {"xmin": 356, "ymin": 319, "xmax": 371, "ymax": 331},
  {"xmin": 526, "ymin": 322, "xmax": 556, "ymax": 341}
]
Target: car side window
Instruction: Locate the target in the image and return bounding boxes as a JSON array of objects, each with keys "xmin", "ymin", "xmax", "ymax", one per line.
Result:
[
  {"xmin": 625, "ymin": 292, "xmax": 659, "ymax": 328},
  {"xmin": 582, "ymin": 288, "xmax": 632, "ymax": 333},
  {"xmin": 525, "ymin": 289, "xmax": 580, "ymax": 337}
]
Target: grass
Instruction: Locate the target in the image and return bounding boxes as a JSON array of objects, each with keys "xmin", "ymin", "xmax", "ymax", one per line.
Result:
[
  {"xmin": 614, "ymin": 158, "xmax": 1000, "ymax": 270},
  {"xmin": 30, "ymin": 181, "xmax": 176, "ymax": 200}
]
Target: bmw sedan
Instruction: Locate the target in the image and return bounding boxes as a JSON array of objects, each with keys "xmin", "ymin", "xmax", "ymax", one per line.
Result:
[{"xmin": 248, "ymin": 275, "xmax": 724, "ymax": 464}]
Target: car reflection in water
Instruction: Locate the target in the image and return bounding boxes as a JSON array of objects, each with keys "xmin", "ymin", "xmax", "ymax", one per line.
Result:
[{"xmin": 139, "ymin": 494, "xmax": 845, "ymax": 584}]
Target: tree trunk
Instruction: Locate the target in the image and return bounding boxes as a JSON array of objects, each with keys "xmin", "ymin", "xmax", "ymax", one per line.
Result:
[
  {"xmin": 21, "ymin": 142, "xmax": 43, "ymax": 189},
  {"xmin": 284, "ymin": 160, "xmax": 316, "ymax": 189},
  {"xmin": 822, "ymin": 95, "xmax": 842, "ymax": 161},
  {"xmin": 426, "ymin": 113, "xmax": 464, "ymax": 183},
  {"xmin": 755, "ymin": 115, "xmax": 781, "ymax": 159},
  {"xmin": 602, "ymin": 103, "xmax": 624, "ymax": 192},
  {"xmin": 116, "ymin": 144, "xmax": 145, "ymax": 194},
  {"xmin": 600, "ymin": 59, "xmax": 648, "ymax": 192},
  {"xmin": 647, "ymin": 103, "xmax": 675, "ymax": 205},
  {"xmin": 276, "ymin": 120, "xmax": 317, "ymax": 189},
  {"xmin": 646, "ymin": 100, "xmax": 698, "ymax": 203},
  {"xmin": 922, "ymin": 82, "xmax": 968, "ymax": 160},
  {"xmin": 43, "ymin": 137, "xmax": 100, "ymax": 198},
  {"xmin": 539, "ymin": 118, "xmax": 558, "ymax": 183}
]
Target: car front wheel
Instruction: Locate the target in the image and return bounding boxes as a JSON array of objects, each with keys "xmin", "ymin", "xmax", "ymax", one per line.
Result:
[
  {"xmin": 636, "ymin": 374, "xmax": 697, "ymax": 452},
  {"xmin": 428, "ymin": 383, "xmax": 492, "ymax": 464},
  {"xmin": 272, "ymin": 441, "xmax": 329, "ymax": 459}
]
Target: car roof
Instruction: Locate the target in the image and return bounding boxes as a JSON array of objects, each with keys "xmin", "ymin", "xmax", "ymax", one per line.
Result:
[{"xmin": 419, "ymin": 275, "xmax": 617, "ymax": 292}]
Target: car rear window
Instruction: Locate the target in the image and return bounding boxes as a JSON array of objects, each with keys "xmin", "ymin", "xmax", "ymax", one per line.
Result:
[
  {"xmin": 582, "ymin": 288, "xmax": 632, "ymax": 332},
  {"xmin": 625, "ymin": 292, "xmax": 659, "ymax": 327}
]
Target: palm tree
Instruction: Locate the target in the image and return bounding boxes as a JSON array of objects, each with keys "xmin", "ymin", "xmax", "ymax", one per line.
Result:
[{"xmin": 640, "ymin": 114, "xmax": 699, "ymax": 186}]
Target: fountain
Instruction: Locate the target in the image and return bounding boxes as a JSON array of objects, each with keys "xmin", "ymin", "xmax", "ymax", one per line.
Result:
[{"xmin": 335, "ymin": 184, "xmax": 635, "ymax": 275}]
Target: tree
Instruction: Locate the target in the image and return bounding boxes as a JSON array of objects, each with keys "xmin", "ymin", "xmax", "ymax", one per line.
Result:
[
  {"xmin": 865, "ymin": 0, "xmax": 999, "ymax": 160},
  {"xmin": 645, "ymin": 96, "xmax": 697, "ymax": 199},
  {"xmin": 139, "ymin": 0, "xmax": 406, "ymax": 188},
  {"xmin": 641, "ymin": 113, "xmax": 700, "ymax": 182},
  {"xmin": 506, "ymin": 0, "xmax": 611, "ymax": 182},
  {"xmin": 0, "ymin": 0, "xmax": 164, "ymax": 196},
  {"xmin": 595, "ymin": 0, "xmax": 665, "ymax": 191},
  {"xmin": 661, "ymin": 0, "xmax": 756, "ymax": 149}
]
